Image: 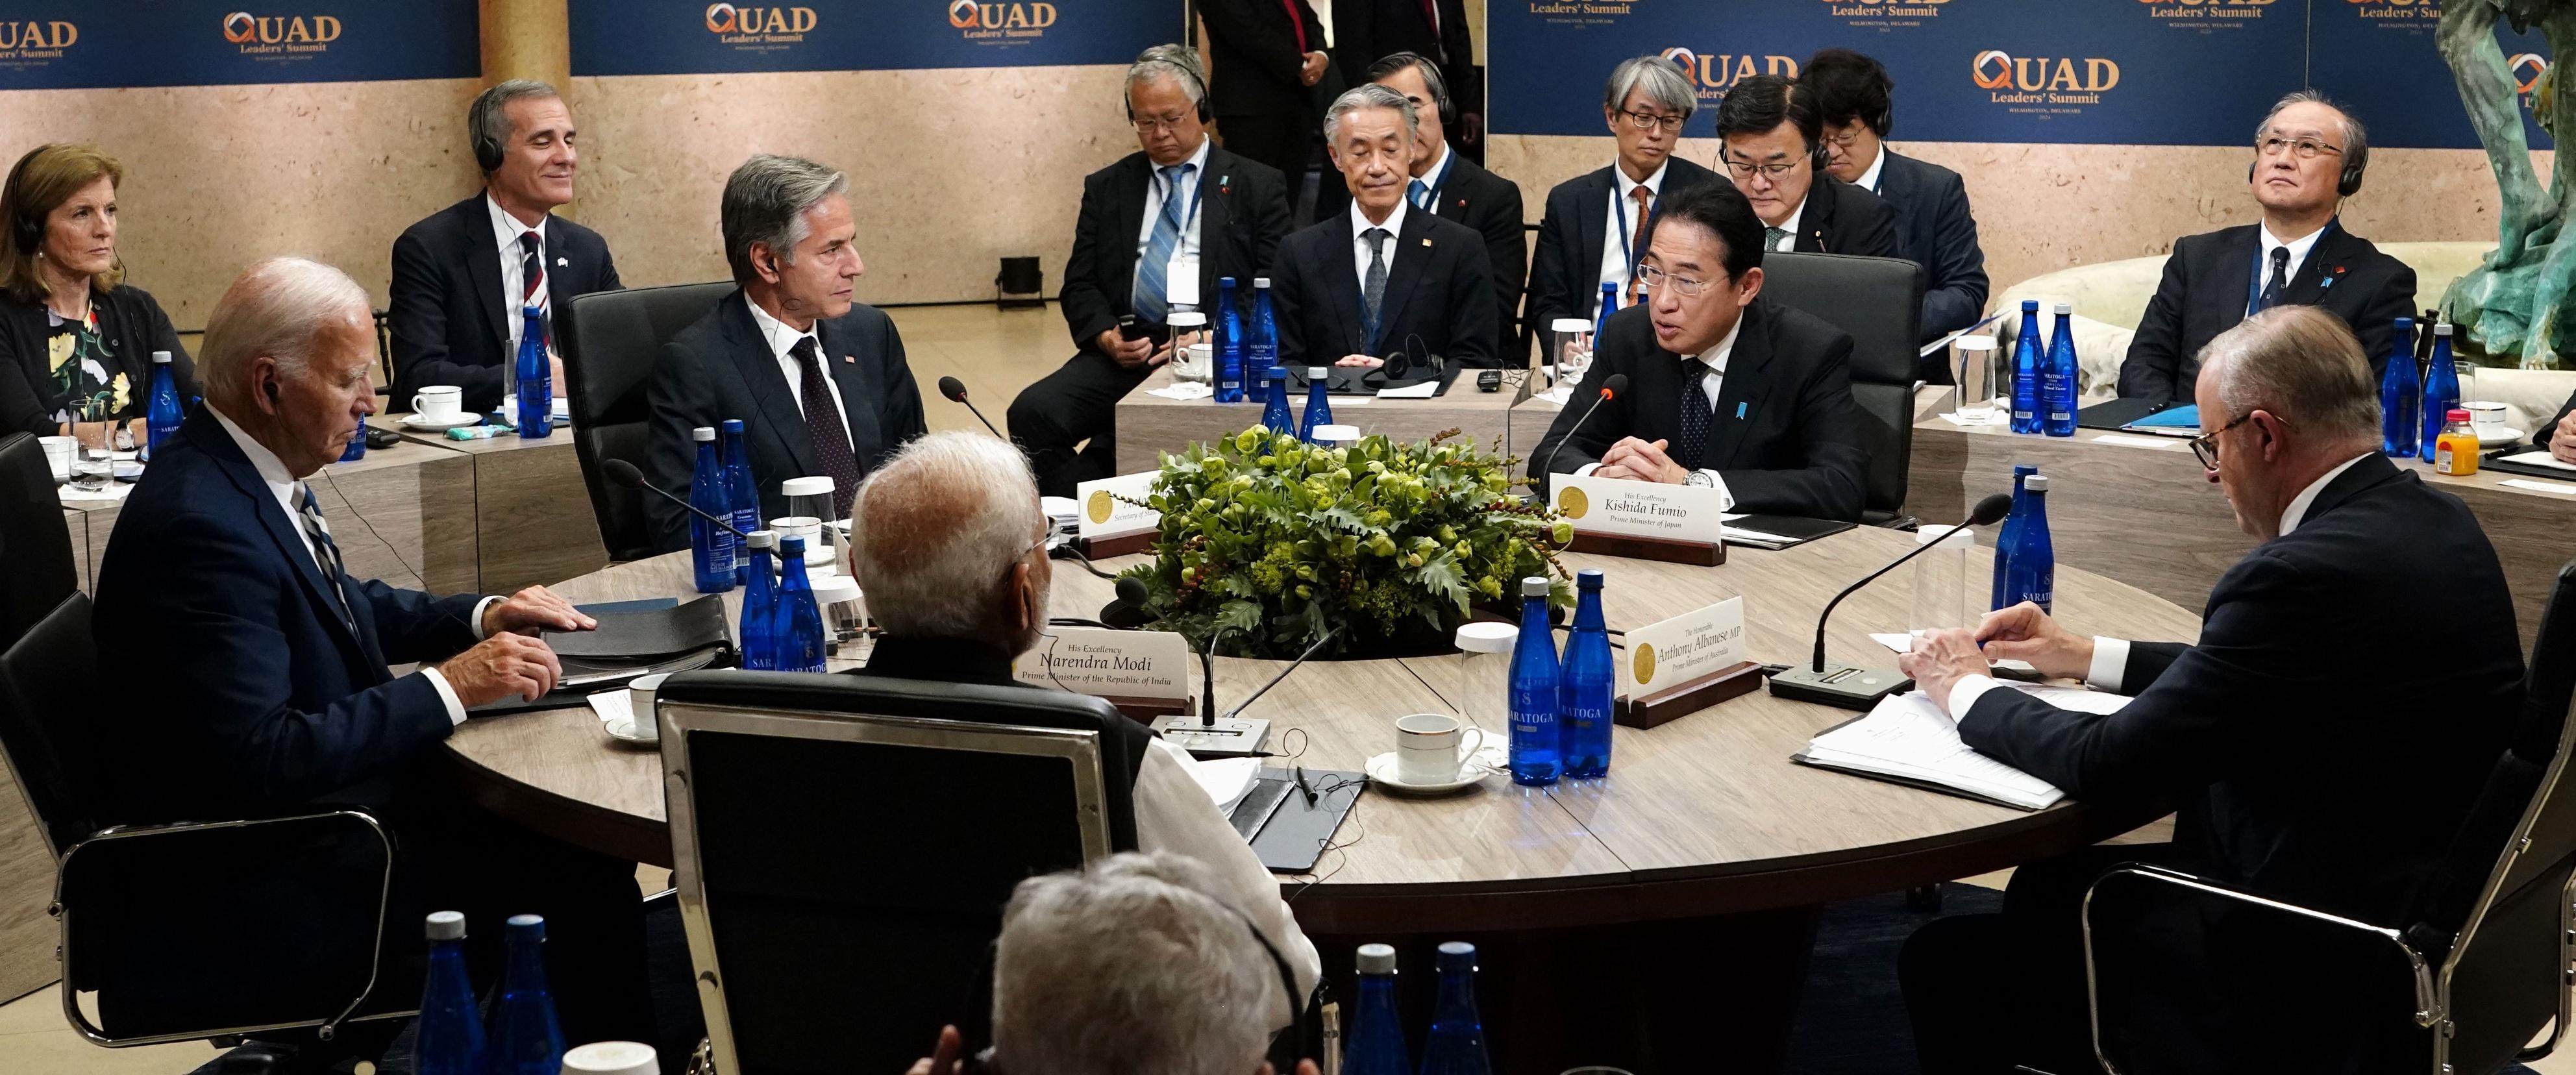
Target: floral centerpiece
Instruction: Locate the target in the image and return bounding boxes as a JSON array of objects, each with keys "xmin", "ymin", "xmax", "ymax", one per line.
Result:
[{"xmin": 1117, "ymin": 426, "xmax": 1574, "ymax": 659}]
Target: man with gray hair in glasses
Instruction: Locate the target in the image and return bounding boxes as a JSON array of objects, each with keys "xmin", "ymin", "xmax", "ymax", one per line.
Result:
[{"xmin": 2117, "ymin": 90, "xmax": 2416, "ymax": 405}]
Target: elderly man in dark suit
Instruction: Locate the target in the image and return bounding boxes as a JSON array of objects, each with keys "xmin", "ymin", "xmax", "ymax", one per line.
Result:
[
  {"xmin": 1007, "ymin": 45, "xmax": 1291, "ymax": 497},
  {"xmin": 1803, "ymin": 49, "xmax": 1990, "ymax": 348},
  {"xmin": 1713, "ymin": 75, "xmax": 1898, "ymax": 262},
  {"xmin": 1898, "ymin": 306, "xmax": 2525, "ymax": 1072},
  {"xmin": 93, "ymin": 256, "xmax": 653, "ymax": 1056},
  {"xmin": 390, "ymin": 79, "xmax": 621, "ymax": 413},
  {"xmin": 1368, "ymin": 52, "xmax": 1523, "ymax": 360},
  {"xmin": 643, "ymin": 153, "xmax": 926, "ymax": 552},
  {"xmin": 1271, "ymin": 84, "xmax": 1498, "ymax": 373},
  {"xmin": 1198, "ymin": 0, "xmax": 1333, "ymax": 192},
  {"xmin": 2118, "ymin": 90, "xmax": 2416, "ymax": 404}
]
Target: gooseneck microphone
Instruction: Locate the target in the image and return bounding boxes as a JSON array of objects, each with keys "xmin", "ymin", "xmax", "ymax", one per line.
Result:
[
  {"xmin": 1767, "ymin": 493, "xmax": 2015, "ymax": 711},
  {"xmin": 1221, "ymin": 626, "xmax": 1341, "ymax": 722},
  {"xmin": 1535, "ymin": 373, "xmax": 1629, "ymax": 491},
  {"xmin": 937, "ymin": 376, "xmax": 1005, "ymax": 439},
  {"xmin": 604, "ymin": 458, "xmax": 750, "ymax": 539}
]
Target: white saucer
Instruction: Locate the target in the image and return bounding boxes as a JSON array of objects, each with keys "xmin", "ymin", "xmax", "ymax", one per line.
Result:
[
  {"xmin": 2479, "ymin": 427, "xmax": 2529, "ymax": 449},
  {"xmin": 401, "ymin": 414, "xmax": 483, "ymax": 432},
  {"xmin": 1364, "ymin": 751, "xmax": 1486, "ymax": 795},
  {"xmin": 602, "ymin": 716, "xmax": 660, "ymax": 745}
]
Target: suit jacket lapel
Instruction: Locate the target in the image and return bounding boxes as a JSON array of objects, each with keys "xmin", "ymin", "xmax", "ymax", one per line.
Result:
[
  {"xmin": 2213, "ymin": 227, "xmax": 2259, "ymax": 319},
  {"xmin": 2279, "ymin": 224, "xmax": 2349, "ymax": 307},
  {"xmin": 187, "ymin": 417, "xmax": 372, "ymax": 667},
  {"xmin": 1110, "ymin": 156, "xmax": 1148, "ymax": 312},
  {"xmin": 1319, "ymin": 229, "xmax": 1370, "ymax": 358},
  {"xmin": 1703, "ymin": 303, "xmax": 1779, "ymax": 469},
  {"xmin": 464, "ymin": 201, "xmax": 510, "ymax": 354},
  {"xmin": 1371, "ymin": 211, "xmax": 1437, "ymax": 355},
  {"xmin": 818, "ymin": 317, "xmax": 881, "ymax": 465},
  {"xmin": 723, "ymin": 294, "xmax": 821, "ymax": 475},
  {"xmin": 1574, "ymin": 168, "xmax": 1611, "ymax": 295},
  {"xmin": 1794, "ymin": 184, "xmax": 1837, "ymax": 253},
  {"xmin": 541, "ymin": 216, "xmax": 583, "ymax": 313},
  {"xmin": 1198, "ymin": 157, "xmax": 1235, "ymax": 305}
]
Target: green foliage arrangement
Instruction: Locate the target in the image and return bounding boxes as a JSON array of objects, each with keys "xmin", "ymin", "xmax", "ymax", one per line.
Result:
[{"xmin": 1119, "ymin": 426, "xmax": 1574, "ymax": 659}]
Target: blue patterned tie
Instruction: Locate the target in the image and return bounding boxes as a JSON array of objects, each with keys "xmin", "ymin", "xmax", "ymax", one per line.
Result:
[
  {"xmin": 1673, "ymin": 362, "xmax": 1716, "ymax": 471},
  {"xmin": 1408, "ymin": 178, "xmax": 1432, "ymax": 212},
  {"xmin": 1360, "ymin": 227, "xmax": 1391, "ymax": 350},
  {"xmin": 1132, "ymin": 164, "xmax": 1191, "ymax": 323}
]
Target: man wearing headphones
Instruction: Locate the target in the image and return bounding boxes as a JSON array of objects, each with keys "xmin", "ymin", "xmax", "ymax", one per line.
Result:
[
  {"xmin": 388, "ymin": 79, "xmax": 621, "ymax": 414},
  {"xmin": 2118, "ymin": 90, "xmax": 2416, "ymax": 404},
  {"xmin": 1368, "ymin": 51, "xmax": 1524, "ymax": 365},
  {"xmin": 1803, "ymin": 49, "xmax": 1990, "ymax": 349},
  {"xmin": 1713, "ymin": 75, "xmax": 1898, "ymax": 262},
  {"xmin": 1006, "ymin": 44, "xmax": 1292, "ymax": 497}
]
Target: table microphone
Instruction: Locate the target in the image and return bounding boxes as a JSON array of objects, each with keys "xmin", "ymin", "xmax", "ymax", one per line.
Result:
[
  {"xmin": 1766, "ymin": 493, "xmax": 2015, "ymax": 711},
  {"xmin": 604, "ymin": 458, "xmax": 750, "ymax": 538},
  {"xmin": 937, "ymin": 377, "xmax": 1004, "ymax": 439},
  {"xmin": 1535, "ymin": 373, "xmax": 1629, "ymax": 493}
]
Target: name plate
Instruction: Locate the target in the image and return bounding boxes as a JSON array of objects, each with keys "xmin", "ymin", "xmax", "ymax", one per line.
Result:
[
  {"xmin": 1077, "ymin": 471, "xmax": 1161, "ymax": 542},
  {"xmin": 1550, "ymin": 472, "xmax": 1724, "ymax": 543},
  {"xmin": 1620, "ymin": 597, "xmax": 1748, "ymax": 698},
  {"xmin": 1015, "ymin": 627, "xmax": 1193, "ymax": 704}
]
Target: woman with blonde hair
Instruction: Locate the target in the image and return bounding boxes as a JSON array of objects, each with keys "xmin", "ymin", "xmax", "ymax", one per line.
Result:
[{"xmin": 0, "ymin": 143, "xmax": 197, "ymax": 446}]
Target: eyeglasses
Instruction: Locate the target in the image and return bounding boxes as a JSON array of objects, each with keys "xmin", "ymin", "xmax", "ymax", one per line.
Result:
[
  {"xmin": 1620, "ymin": 109, "xmax": 1686, "ymax": 133},
  {"xmin": 1633, "ymin": 263, "xmax": 1723, "ymax": 299},
  {"xmin": 1723, "ymin": 158, "xmax": 1802, "ymax": 181},
  {"xmin": 1132, "ymin": 113, "xmax": 1195, "ymax": 134},
  {"xmin": 2188, "ymin": 412, "xmax": 2257, "ymax": 470},
  {"xmin": 1824, "ymin": 130, "xmax": 1866, "ymax": 149},
  {"xmin": 2255, "ymin": 135, "xmax": 2343, "ymax": 161}
]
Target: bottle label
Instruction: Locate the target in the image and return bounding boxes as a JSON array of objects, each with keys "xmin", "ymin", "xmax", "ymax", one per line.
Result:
[{"xmin": 2049, "ymin": 410, "xmax": 2072, "ymax": 421}]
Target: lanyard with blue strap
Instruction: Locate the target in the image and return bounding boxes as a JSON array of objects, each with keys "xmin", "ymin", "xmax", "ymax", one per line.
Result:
[
  {"xmin": 1611, "ymin": 179, "xmax": 1654, "ymax": 288},
  {"xmin": 2246, "ymin": 219, "xmax": 2335, "ymax": 318}
]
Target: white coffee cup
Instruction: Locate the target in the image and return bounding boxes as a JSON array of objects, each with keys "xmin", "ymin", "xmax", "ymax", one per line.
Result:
[
  {"xmin": 38, "ymin": 435, "xmax": 75, "ymax": 483},
  {"xmin": 1311, "ymin": 423, "xmax": 1360, "ymax": 447},
  {"xmin": 770, "ymin": 515, "xmax": 824, "ymax": 563},
  {"xmin": 562, "ymin": 1041, "xmax": 660, "ymax": 1075},
  {"xmin": 1394, "ymin": 712, "xmax": 1485, "ymax": 785},
  {"xmin": 412, "ymin": 385, "xmax": 465, "ymax": 423},
  {"xmin": 625, "ymin": 673, "xmax": 669, "ymax": 743},
  {"xmin": 2466, "ymin": 401, "xmax": 2510, "ymax": 439}
]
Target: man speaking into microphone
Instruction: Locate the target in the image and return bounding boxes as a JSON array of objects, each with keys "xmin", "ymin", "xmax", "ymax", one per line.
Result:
[{"xmin": 1527, "ymin": 181, "xmax": 1867, "ymax": 521}]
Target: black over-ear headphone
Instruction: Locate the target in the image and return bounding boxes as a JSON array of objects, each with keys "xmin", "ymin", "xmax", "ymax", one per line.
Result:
[
  {"xmin": 1379, "ymin": 51, "xmax": 1456, "ymax": 129},
  {"xmin": 473, "ymin": 128, "xmax": 504, "ymax": 173},
  {"xmin": 1125, "ymin": 47, "xmax": 1213, "ymax": 125},
  {"xmin": 6, "ymin": 145, "xmax": 52, "ymax": 256}
]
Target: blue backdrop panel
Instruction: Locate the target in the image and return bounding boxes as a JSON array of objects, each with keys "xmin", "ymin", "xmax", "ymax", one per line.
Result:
[
  {"xmin": 2309, "ymin": 1, "xmax": 2553, "ymax": 152},
  {"xmin": 571, "ymin": 0, "xmax": 1181, "ymax": 75},
  {"xmin": 0, "ymin": 3, "xmax": 477, "ymax": 90}
]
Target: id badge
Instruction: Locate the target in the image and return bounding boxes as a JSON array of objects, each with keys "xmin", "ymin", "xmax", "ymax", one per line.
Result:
[{"xmin": 1165, "ymin": 255, "xmax": 1202, "ymax": 310}]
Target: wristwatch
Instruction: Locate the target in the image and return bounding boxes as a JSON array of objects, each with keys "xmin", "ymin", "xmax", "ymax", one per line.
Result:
[{"xmin": 1685, "ymin": 470, "xmax": 1717, "ymax": 489}]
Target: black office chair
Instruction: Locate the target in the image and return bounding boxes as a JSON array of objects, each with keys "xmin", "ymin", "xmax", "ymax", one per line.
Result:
[
  {"xmin": 1756, "ymin": 252, "xmax": 1926, "ymax": 528},
  {"xmin": 656, "ymin": 669, "xmax": 1140, "ymax": 1075},
  {"xmin": 560, "ymin": 282, "xmax": 736, "ymax": 562},
  {"xmin": 0, "ymin": 593, "xmax": 406, "ymax": 1050},
  {"xmin": 2083, "ymin": 560, "xmax": 2576, "ymax": 1074},
  {"xmin": 0, "ymin": 432, "xmax": 79, "ymax": 639}
]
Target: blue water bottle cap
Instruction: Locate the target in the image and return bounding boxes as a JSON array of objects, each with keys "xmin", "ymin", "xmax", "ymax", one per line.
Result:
[
  {"xmin": 722, "ymin": 418, "xmax": 744, "ymax": 433},
  {"xmin": 506, "ymin": 913, "xmax": 544, "ymax": 937},
  {"xmin": 1266, "ymin": 367, "xmax": 1286, "ymax": 380},
  {"xmin": 2013, "ymin": 463, "xmax": 2038, "ymax": 476},
  {"xmin": 1435, "ymin": 941, "xmax": 1478, "ymax": 972},
  {"xmin": 2021, "ymin": 299, "xmax": 2038, "ymax": 312},
  {"xmin": 2394, "ymin": 315, "xmax": 2413, "ymax": 332},
  {"xmin": 1356, "ymin": 943, "xmax": 1397, "ymax": 974},
  {"xmin": 1520, "ymin": 576, "xmax": 1549, "ymax": 597},
  {"xmin": 1219, "ymin": 276, "xmax": 1236, "ymax": 287},
  {"xmin": 780, "ymin": 534, "xmax": 806, "ymax": 557},
  {"xmin": 1576, "ymin": 568, "xmax": 1604, "ymax": 589}
]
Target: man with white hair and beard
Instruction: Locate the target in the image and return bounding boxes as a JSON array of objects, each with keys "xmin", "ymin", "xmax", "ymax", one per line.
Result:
[{"xmin": 847, "ymin": 430, "xmax": 1320, "ymax": 1011}]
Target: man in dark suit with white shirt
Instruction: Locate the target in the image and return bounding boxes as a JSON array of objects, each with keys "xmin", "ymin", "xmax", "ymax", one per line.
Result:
[
  {"xmin": 390, "ymin": 80, "xmax": 621, "ymax": 414},
  {"xmin": 1007, "ymin": 45, "xmax": 1291, "ymax": 497},
  {"xmin": 1367, "ymin": 52, "xmax": 1523, "ymax": 362},
  {"xmin": 1713, "ymin": 75, "xmax": 1899, "ymax": 263},
  {"xmin": 2118, "ymin": 90, "xmax": 2416, "ymax": 404},
  {"xmin": 1803, "ymin": 49, "xmax": 1990, "ymax": 348},
  {"xmin": 1334, "ymin": 0, "xmax": 1478, "ymax": 152},
  {"xmin": 1270, "ymin": 84, "xmax": 1498, "ymax": 373},
  {"xmin": 643, "ymin": 154, "xmax": 926, "ymax": 552},
  {"xmin": 1526, "ymin": 56, "xmax": 1726, "ymax": 365},
  {"xmin": 1529, "ymin": 181, "xmax": 1869, "ymax": 521},
  {"xmin": 1896, "ymin": 306, "xmax": 2524, "ymax": 1072}
]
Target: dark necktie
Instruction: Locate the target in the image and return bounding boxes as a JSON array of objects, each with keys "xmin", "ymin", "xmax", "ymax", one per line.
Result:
[
  {"xmin": 517, "ymin": 230, "xmax": 549, "ymax": 348},
  {"xmin": 297, "ymin": 484, "xmax": 356, "ymax": 634},
  {"xmin": 1360, "ymin": 227, "xmax": 1390, "ymax": 350},
  {"xmin": 789, "ymin": 337, "xmax": 861, "ymax": 518},
  {"xmin": 1672, "ymin": 361, "xmax": 1716, "ymax": 472},
  {"xmin": 1626, "ymin": 186, "xmax": 1653, "ymax": 304},
  {"xmin": 2258, "ymin": 245, "xmax": 2290, "ymax": 310}
]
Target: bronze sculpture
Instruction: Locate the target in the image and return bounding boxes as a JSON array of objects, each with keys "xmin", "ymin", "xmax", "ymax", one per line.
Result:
[{"xmin": 2440, "ymin": 0, "xmax": 2571, "ymax": 368}]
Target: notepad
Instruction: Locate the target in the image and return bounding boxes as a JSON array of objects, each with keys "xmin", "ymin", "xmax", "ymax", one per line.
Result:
[
  {"xmin": 2497, "ymin": 450, "xmax": 2576, "ymax": 472},
  {"xmin": 2122, "ymin": 404, "xmax": 2201, "ymax": 434},
  {"xmin": 1793, "ymin": 686, "xmax": 2129, "ymax": 810}
]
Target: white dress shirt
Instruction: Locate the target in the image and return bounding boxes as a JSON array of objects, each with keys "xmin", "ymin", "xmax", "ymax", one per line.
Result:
[
  {"xmin": 746, "ymin": 296, "xmax": 851, "ymax": 432},
  {"xmin": 1767, "ymin": 195, "xmax": 1809, "ymax": 251},
  {"xmin": 1350, "ymin": 197, "xmax": 1411, "ymax": 300},
  {"xmin": 1573, "ymin": 319, "xmax": 1740, "ymax": 509},
  {"xmin": 1132, "ymin": 737, "xmax": 1324, "ymax": 1021},
  {"xmin": 1594, "ymin": 160, "xmax": 1668, "ymax": 319},
  {"xmin": 2257, "ymin": 220, "xmax": 2327, "ymax": 298},
  {"xmin": 488, "ymin": 193, "xmax": 551, "ymax": 358},
  {"xmin": 208, "ymin": 406, "xmax": 497, "ymax": 726},
  {"xmin": 1943, "ymin": 453, "xmax": 2373, "ymax": 717},
  {"xmin": 1134, "ymin": 138, "xmax": 1211, "ymax": 309},
  {"xmin": 1852, "ymin": 145, "xmax": 1887, "ymax": 195}
]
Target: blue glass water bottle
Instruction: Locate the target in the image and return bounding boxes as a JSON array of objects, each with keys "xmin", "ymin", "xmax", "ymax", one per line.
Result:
[
  {"xmin": 514, "ymin": 305, "xmax": 551, "ymax": 439},
  {"xmin": 412, "ymin": 911, "xmax": 487, "ymax": 1075},
  {"xmin": 1341, "ymin": 943, "xmax": 1410, "ymax": 1075},
  {"xmin": 2420, "ymin": 323, "xmax": 2460, "ymax": 465},
  {"xmin": 1300, "ymin": 365, "xmax": 1335, "ymax": 443},
  {"xmin": 1215, "ymin": 277, "xmax": 1246, "ymax": 403},
  {"xmin": 2009, "ymin": 300, "xmax": 2043, "ymax": 434},
  {"xmin": 1507, "ymin": 576, "xmax": 1562, "ymax": 787},
  {"xmin": 739, "ymin": 530, "xmax": 781, "ymax": 670},
  {"xmin": 2042, "ymin": 303, "xmax": 2079, "ymax": 437},
  {"xmin": 1419, "ymin": 941, "xmax": 1494, "ymax": 1075},
  {"xmin": 775, "ymin": 535, "xmax": 828, "ymax": 673},
  {"xmin": 721, "ymin": 418, "xmax": 758, "ymax": 581},
  {"xmin": 147, "ymin": 351, "xmax": 184, "ymax": 460},
  {"xmin": 1250, "ymin": 276, "xmax": 1280, "ymax": 372},
  {"xmin": 689, "ymin": 426, "xmax": 737, "ymax": 593},
  {"xmin": 2001, "ymin": 475, "xmax": 2055, "ymax": 614},
  {"xmin": 1559, "ymin": 569, "xmax": 1613, "ymax": 779},
  {"xmin": 491, "ymin": 914, "xmax": 565, "ymax": 1075},
  {"xmin": 1261, "ymin": 367, "xmax": 1296, "ymax": 435},
  {"xmin": 2381, "ymin": 316, "xmax": 2420, "ymax": 457},
  {"xmin": 1596, "ymin": 280, "xmax": 1620, "ymax": 334},
  {"xmin": 1990, "ymin": 464, "xmax": 2036, "ymax": 612}
]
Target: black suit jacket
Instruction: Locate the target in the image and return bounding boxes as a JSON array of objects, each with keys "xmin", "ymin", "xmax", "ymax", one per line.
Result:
[
  {"xmin": 1059, "ymin": 146, "xmax": 1292, "ymax": 353},
  {"xmin": 1526, "ymin": 157, "xmax": 1726, "ymax": 351},
  {"xmin": 1199, "ymin": 0, "xmax": 1328, "ymax": 118},
  {"xmin": 1874, "ymin": 151, "xmax": 1990, "ymax": 341},
  {"xmin": 641, "ymin": 291, "xmax": 926, "ymax": 552},
  {"xmin": 0, "ymin": 285, "xmax": 199, "ymax": 437},
  {"xmin": 94, "ymin": 408, "xmax": 484, "ymax": 821},
  {"xmin": 2117, "ymin": 223, "xmax": 2416, "ymax": 403},
  {"xmin": 389, "ymin": 194, "xmax": 623, "ymax": 412},
  {"xmin": 1271, "ymin": 208, "xmax": 1498, "ymax": 369},
  {"xmin": 2534, "ymin": 387, "xmax": 2574, "ymax": 451},
  {"xmin": 1771, "ymin": 175, "xmax": 1901, "ymax": 259},
  {"xmin": 1330, "ymin": 0, "xmax": 1475, "ymax": 110},
  {"xmin": 1417, "ymin": 152, "xmax": 1526, "ymax": 362},
  {"xmin": 1530, "ymin": 299, "xmax": 1870, "ymax": 520},
  {"xmin": 1961, "ymin": 453, "xmax": 2523, "ymax": 926}
]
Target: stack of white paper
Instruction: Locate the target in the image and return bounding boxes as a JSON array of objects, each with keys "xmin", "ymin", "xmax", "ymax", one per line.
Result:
[
  {"xmin": 1189, "ymin": 756, "xmax": 1264, "ymax": 815},
  {"xmin": 1800, "ymin": 685, "xmax": 2128, "ymax": 810}
]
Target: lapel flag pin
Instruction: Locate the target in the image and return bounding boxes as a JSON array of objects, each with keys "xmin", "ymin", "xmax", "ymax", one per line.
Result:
[
  {"xmin": 843, "ymin": 354, "xmax": 855, "ymax": 364},
  {"xmin": 1421, "ymin": 238, "xmax": 1433, "ymax": 247},
  {"xmin": 556, "ymin": 256, "xmax": 567, "ymax": 267}
]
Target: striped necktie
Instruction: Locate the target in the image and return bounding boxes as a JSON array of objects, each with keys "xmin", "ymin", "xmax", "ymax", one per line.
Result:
[
  {"xmin": 1132, "ymin": 164, "xmax": 1191, "ymax": 324},
  {"xmin": 517, "ymin": 230, "xmax": 549, "ymax": 347},
  {"xmin": 297, "ymin": 484, "xmax": 356, "ymax": 634}
]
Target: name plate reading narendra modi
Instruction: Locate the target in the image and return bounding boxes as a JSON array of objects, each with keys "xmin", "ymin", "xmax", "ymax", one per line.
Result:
[
  {"xmin": 1548, "ymin": 472, "xmax": 1725, "ymax": 565},
  {"xmin": 1014, "ymin": 627, "xmax": 1195, "ymax": 716},
  {"xmin": 1615, "ymin": 597, "xmax": 1759, "ymax": 728},
  {"xmin": 1076, "ymin": 471, "xmax": 1161, "ymax": 555}
]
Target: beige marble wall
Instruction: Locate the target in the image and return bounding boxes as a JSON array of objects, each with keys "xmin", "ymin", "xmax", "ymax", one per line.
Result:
[{"xmin": 1488, "ymin": 134, "xmax": 2558, "ymax": 298}]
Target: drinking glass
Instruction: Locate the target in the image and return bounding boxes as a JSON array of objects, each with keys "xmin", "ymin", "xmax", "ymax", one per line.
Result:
[{"xmin": 1951, "ymin": 336, "xmax": 2000, "ymax": 423}]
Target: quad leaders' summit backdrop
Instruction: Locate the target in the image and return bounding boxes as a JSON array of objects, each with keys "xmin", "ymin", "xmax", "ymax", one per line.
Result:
[
  {"xmin": 0, "ymin": 3, "xmax": 478, "ymax": 90},
  {"xmin": 569, "ymin": 0, "xmax": 1185, "ymax": 75}
]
